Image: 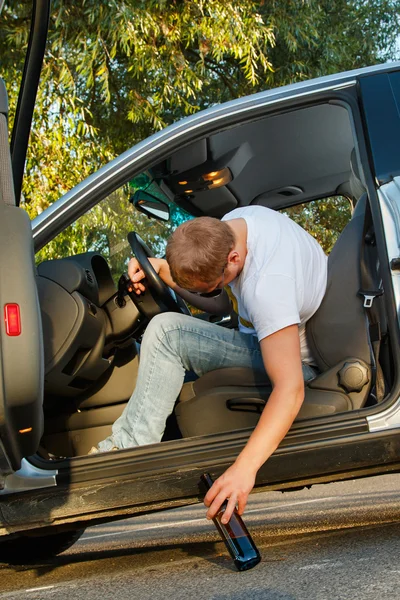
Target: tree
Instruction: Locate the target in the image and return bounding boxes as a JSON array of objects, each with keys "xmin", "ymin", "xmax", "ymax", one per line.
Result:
[
  {"xmin": 284, "ymin": 196, "xmax": 352, "ymax": 254},
  {"xmin": 1, "ymin": 1, "xmax": 399, "ymax": 243},
  {"xmin": 2, "ymin": 0, "xmax": 277, "ymax": 217}
]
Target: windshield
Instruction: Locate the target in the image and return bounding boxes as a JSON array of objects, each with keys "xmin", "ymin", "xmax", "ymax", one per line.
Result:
[{"xmin": 35, "ymin": 172, "xmax": 194, "ymax": 284}]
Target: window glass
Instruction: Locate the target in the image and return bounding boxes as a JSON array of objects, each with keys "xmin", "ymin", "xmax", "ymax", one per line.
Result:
[
  {"xmin": 281, "ymin": 196, "xmax": 352, "ymax": 254},
  {"xmin": 36, "ymin": 173, "xmax": 194, "ymax": 284}
]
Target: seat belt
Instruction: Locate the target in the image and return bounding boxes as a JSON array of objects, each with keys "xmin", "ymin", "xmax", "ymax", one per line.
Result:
[{"xmin": 358, "ymin": 198, "xmax": 385, "ymax": 402}]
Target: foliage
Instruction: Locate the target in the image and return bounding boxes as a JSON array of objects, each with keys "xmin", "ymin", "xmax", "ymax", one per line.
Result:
[
  {"xmin": 35, "ymin": 175, "xmax": 194, "ymax": 284},
  {"xmin": 1, "ymin": 0, "xmax": 277, "ymax": 217},
  {"xmin": 259, "ymin": 0, "xmax": 400, "ymax": 87},
  {"xmin": 283, "ymin": 196, "xmax": 352, "ymax": 254},
  {"xmin": 0, "ymin": 0, "xmax": 399, "ymax": 254}
]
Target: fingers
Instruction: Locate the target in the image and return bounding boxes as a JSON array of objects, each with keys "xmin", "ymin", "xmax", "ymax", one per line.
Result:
[
  {"xmin": 127, "ymin": 279, "xmax": 145, "ymax": 295},
  {"xmin": 222, "ymin": 494, "xmax": 238, "ymax": 524},
  {"xmin": 203, "ymin": 469, "xmax": 253, "ymax": 523},
  {"xmin": 130, "ymin": 269, "xmax": 145, "ymax": 283},
  {"xmin": 204, "ymin": 479, "xmax": 222, "ymax": 517},
  {"xmin": 205, "ymin": 490, "xmax": 241, "ymax": 523},
  {"xmin": 129, "ymin": 281, "xmax": 146, "ymax": 295},
  {"xmin": 127, "ymin": 258, "xmax": 146, "ymax": 295},
  {"xmin": 206, "ymin": 490, "xmax": 228, "ymax": 521},
  {"xmin": 204, "ymin": 480, "xmax": 220, "ymax": 509},
  {"xmin": 204, "ymin": 478, "xmax": 239, "ymax": 523},
  {"xmin": 127, "ymin": 260, "xmax": 144, "ymax": 282},
  {"xmin": 236, "ymin": 493, "xmax": 248, "ymax": 516}
]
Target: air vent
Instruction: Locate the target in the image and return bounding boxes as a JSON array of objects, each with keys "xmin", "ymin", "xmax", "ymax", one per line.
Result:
[{"xmin": 85, "ymin": 269, "xmax": 94, "ymax": 284}]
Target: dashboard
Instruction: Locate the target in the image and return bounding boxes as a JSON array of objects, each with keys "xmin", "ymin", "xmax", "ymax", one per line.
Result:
[{"xmin": 36, "ymin": 253, "xmax": 140, "ymax": 397}]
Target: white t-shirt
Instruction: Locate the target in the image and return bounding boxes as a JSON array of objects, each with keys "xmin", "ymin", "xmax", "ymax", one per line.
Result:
[{"xmin": 221, "ymin": 206, "xmax": 328, "ymax": 365}]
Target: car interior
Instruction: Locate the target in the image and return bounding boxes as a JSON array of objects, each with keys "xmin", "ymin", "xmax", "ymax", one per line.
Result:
[{"xmin": 34, "ymin": 100, "xmax": 393, "ymax": 459}]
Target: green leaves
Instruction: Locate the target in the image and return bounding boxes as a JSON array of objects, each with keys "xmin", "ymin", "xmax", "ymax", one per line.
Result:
[
  {"xmin": 284, "ymin": 196, "xmax": 352, "ymax": 254},
  {"xmin": 1, "ymin": 0, "xmax": 399, "ymax": 242}
]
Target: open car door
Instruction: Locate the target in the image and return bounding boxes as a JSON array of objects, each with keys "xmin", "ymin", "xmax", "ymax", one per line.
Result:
[
  {"xmin": 0, "ymin": 78, "xmax": 44, "ymax": 475},
  {"xmin": 0, "ymin": 0, "xmax": 49, "ymax": 476}
]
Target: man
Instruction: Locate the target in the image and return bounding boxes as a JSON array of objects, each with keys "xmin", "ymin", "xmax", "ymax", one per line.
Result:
[{"xmin": 91, "ymin": 205, "xmax": 327, "ymax": 524}]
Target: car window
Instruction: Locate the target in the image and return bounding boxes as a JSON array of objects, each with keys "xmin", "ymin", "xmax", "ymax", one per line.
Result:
[
  {"xmin": 35, "ymin": 174, "xmax": 194, "ymax": 283},
  {"xmin": 280, "ymin": 196, "xmax": 352, "ymax": 254}
]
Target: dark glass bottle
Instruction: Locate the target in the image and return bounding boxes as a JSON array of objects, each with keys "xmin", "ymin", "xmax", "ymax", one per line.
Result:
[{"xmin": 201, "ymin": 472, "xmax": 261, "ymax": 571}]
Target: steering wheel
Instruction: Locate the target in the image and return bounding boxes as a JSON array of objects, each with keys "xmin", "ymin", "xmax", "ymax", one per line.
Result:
[{"xmin": 127, "ymin": 232, "xmax": 190, "ymax": 316}]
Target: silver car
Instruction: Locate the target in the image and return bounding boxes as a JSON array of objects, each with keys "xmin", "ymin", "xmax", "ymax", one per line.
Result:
[{"xmin": 1, "ymin": 4, "xmax": 400, "ymax": 563}]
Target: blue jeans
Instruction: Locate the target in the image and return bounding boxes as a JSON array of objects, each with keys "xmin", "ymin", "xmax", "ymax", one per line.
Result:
[{"xmin": 98, "ymin": 313, "xmax": 316, "ymax": 450}]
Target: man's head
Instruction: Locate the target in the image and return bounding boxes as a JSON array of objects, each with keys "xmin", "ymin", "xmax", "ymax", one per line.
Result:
[{"xmin": 166, "ymin": 217, "xmax": 236, "ymax": 292}]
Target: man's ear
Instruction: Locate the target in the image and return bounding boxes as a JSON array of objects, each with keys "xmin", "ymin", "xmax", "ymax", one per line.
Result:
[{"xmin": 227, "ymin": 250, "xmax": 241, "ymax": 265}]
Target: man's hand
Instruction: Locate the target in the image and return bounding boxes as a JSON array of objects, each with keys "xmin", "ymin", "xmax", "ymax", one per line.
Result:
[
  {"xmin": 127, "ymin": 257, "xmax": 167, "ymax": 295},
  {"xmin": 204, "ymin": 324, "xmax": 305, "ymax": 523},
  {"xmin": 204, "ymin": 461, "xmax": 257, "ymax": 524}
]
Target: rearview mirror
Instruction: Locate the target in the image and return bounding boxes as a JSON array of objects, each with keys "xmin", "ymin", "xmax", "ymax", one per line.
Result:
[{"xmin": 131, "ymin": 190, "xmax": 170, "ymax": 222}]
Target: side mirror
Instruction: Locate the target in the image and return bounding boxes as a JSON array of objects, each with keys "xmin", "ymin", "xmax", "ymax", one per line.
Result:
[{"xmin": 131, "ymin": 190, "xmax": 170, "ymax": 222}]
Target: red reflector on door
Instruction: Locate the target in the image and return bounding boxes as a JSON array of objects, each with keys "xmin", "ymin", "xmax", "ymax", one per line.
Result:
[{"xmin": 4, "ymin": 304, "xmax": 21, "ymax": 336}]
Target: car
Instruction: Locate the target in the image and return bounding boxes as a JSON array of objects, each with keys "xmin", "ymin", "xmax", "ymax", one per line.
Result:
[{"xmin": 1, "ymin": 5, "xmax": 400, "ymax": 564}]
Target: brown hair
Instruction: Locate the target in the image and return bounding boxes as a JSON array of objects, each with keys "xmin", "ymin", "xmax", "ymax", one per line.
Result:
[{"xmin": 166, "ymin": 217, "xmax": 235, "ymax": 289}]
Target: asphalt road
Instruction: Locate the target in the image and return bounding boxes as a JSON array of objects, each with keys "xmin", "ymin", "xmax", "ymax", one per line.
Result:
[{"xmin": 1, "ymin": 474, "xmax": 400, "ymax": 599}]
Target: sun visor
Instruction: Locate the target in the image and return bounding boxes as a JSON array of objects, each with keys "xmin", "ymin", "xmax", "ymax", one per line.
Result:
[{"xmin": 187, "ymin": 186, "xmax": 237, "ymax": 218}]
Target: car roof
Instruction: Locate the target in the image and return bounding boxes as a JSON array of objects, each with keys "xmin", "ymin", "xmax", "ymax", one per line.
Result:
[
  {"xmin": 152, "ymin": 62, "xmax": 400, "ymax": 216},
  {"xmin": 32, "ymin": 61, "xmax": 400, "ymax": 245},
  {"xmin": 157, "ymin": 103, "xmax": 354, "ymax": 216}
]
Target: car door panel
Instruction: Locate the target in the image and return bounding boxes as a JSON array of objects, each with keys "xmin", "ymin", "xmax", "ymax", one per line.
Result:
[{"xmin": 0, "ymin": 80, "xmax": 44, "ymax": 474}]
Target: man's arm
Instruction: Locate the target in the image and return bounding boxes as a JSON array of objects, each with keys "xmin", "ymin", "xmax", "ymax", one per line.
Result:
[
  {"xmin": 128, "ymin": 256, "xmax": 176, "ymax": 291},
  {"xmin": 204, "ymin": 324, "xmax": 305, "ymax": 523}
]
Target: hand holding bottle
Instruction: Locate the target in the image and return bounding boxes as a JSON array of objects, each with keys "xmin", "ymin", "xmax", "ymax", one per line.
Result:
[
  {"xmin": 201, "ymin": 472, "xmax": 261, "ymax": 571},
  {"xmin": 204, "ymin": 461, "xmax": 256, "ymax": 524}
]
